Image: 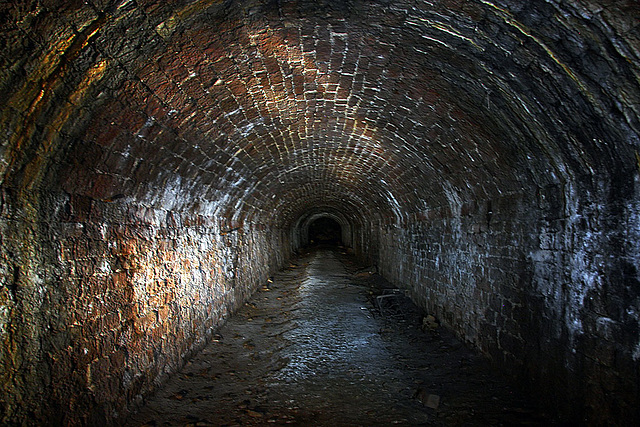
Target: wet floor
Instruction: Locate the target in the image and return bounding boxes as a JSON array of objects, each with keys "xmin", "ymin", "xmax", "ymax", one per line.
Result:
[{"xmin": 126, "ymin": 248, "xmax": 549, "ymax": 426}]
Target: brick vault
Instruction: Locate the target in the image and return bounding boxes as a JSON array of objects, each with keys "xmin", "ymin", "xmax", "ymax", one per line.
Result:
[{"xmin": 1, "ymin": 0, "xmax": 639, "ymax": 424}]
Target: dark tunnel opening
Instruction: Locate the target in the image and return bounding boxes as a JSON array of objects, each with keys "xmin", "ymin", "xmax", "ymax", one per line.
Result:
[{"xmin": 308, "ymin": 217, "xmax": 343, "ymax": 246}]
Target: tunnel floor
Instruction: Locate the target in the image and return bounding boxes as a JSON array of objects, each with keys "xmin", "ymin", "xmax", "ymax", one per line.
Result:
[{"xmin": 126, "ymin": 248, "xmax": 550, "ymax": 426}]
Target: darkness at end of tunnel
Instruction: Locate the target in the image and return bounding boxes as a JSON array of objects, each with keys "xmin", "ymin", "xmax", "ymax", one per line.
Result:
[{"xmin": 308, "ymin": 217, "xmax": 343, "ymax": 246}]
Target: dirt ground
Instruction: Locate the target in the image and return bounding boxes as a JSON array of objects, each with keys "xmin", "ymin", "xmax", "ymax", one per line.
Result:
[{"xmin": 125, "ymin": 247, "xmax": 552, "ymax": 426}]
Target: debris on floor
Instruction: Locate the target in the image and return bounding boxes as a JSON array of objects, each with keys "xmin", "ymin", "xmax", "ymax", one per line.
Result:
[
  {"xmin": 422, "ymin": 315, "xmax": 439, "ymax": 332},
  {"xmin": 126, "ymin": 248, "xmax": 551, "ymax": 426}
]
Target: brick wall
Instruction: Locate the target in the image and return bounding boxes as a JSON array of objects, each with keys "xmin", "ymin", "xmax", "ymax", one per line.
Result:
[
  {"xmin": 0, "ymin": 190, "xmax": 287, "ymax": 424},
  {"xmin": 377, "ymin": 179, "xmax": 640, "ymax": 423}
]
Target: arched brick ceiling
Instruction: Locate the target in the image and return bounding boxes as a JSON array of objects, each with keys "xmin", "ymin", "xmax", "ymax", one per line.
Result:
[{"xmin": 1, "ymin": 0, "xmax": 639, "ymax": 229}]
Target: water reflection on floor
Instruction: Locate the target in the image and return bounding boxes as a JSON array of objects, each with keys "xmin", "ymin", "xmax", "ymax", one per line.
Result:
[{"xmin": 127, "ymin": 248, "xmax": 549, "ymax": 426}]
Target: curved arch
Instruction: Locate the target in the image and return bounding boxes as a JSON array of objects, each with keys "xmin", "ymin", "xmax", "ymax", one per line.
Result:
[{"xmin": 294, "ymin": 210, "xmax": 353, "ymax": 249}]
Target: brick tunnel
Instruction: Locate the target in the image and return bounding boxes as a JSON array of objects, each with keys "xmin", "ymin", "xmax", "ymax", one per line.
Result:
[{"xmin": 1, "ymin": 0, "xmax": 640, "ymax": 424}]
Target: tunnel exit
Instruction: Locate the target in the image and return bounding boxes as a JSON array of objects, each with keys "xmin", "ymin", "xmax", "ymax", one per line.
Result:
[{"xmin": 308, "ymin": 217, "xmax": 343, "ymax": 246}]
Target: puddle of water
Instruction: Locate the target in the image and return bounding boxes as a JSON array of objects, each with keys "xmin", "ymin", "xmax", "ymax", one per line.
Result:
[{"xmin": 274, "ymin": 251, "xmax": 391, "ymax": 384}]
